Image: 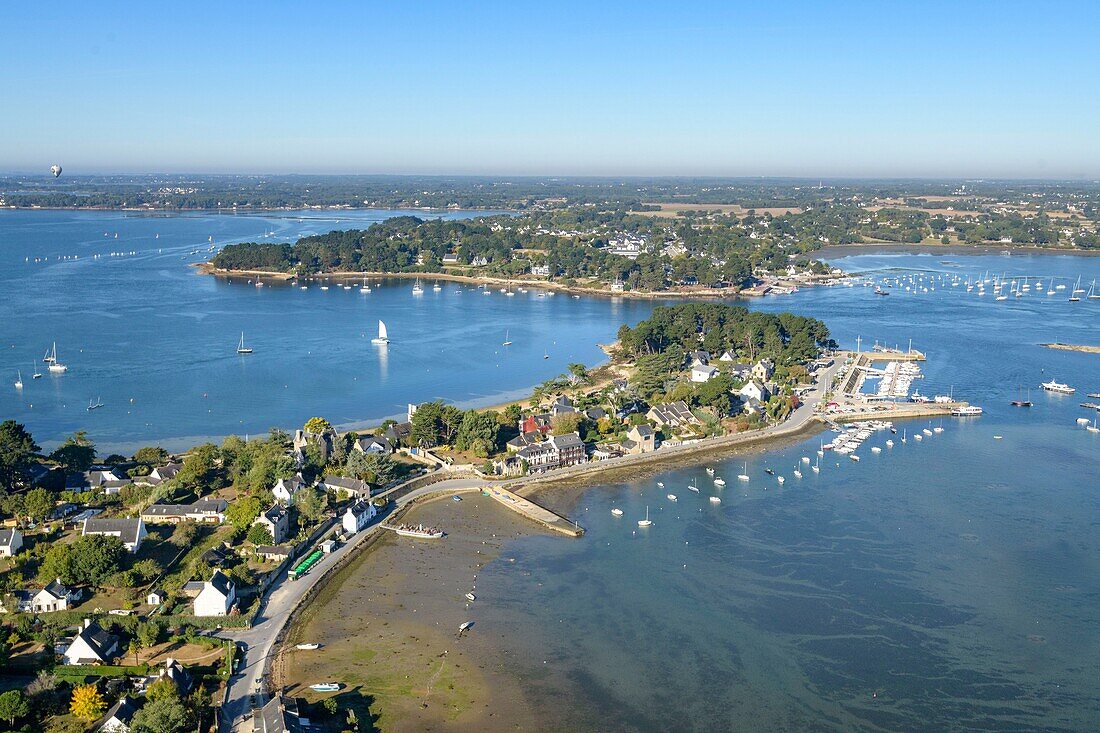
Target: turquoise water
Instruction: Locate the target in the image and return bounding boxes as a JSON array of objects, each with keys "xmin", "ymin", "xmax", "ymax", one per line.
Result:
[
  {"xmin": 0, "ymin": 209, "xmax": 657, "ymax": 452},
  {"xmin": 471, "ymin": 252, "xmax": 1100, "ymax": 732}
]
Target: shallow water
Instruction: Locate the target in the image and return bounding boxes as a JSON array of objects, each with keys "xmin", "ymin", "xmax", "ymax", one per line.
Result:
[{"xmin": 470, "ymin": 252, "xmax": 1100, "ymax": 732}]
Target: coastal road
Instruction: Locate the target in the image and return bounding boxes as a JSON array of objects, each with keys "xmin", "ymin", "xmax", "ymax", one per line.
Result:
[{"xmin": 216, "ymin": 477, "xmax": 485, "ymax": 733}]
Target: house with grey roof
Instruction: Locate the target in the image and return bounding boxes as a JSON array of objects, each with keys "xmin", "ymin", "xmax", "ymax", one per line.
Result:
[
  {"xmin": 64, "ymin": 618, "xmax": 119, "ymax": 665},
  {"xmin": 254, "ymin": 504, "xmax": 290, "ymax": 544},
  {"xmin": 252, "ymin": 695, "xmax": 303, "ymax": 733},
  {"xmin": 194, "ymin": 570, "xmax": 236, "ymax": 617},
  {"xmin": 96, "ymin": 694, "xmax": 139, "ymax": 733},
  {"xmin": 319, "ymin": 475, "xmax": 370, "ymax": 499},
  {"xmin": 2, "ymin": 578, "xmax": 80, "ymax": 614},
  {"xmin": 352, "ymin": 434, "xmax": 392, "ymax": 454},
  {"xmin": 342, "ymin": 499, "xmax": 377, "ymax": 534},
  {"xmin": 0, "ymin": 528, "xmax": 23, "ymax": 557},
  {"xmin": 82, "ymin": 517, "xmax": 147, "ymax": 553},
  {"xmin": 646, "ymin": 401, "xmax": 700, "ymax": 430},
  {"xmin": 272, "ymin": 475, "xmax": 306, "ymax": 505},
  {"xmin": 141, "ymin": 498, "xmax": 228, "ymax": 524}
]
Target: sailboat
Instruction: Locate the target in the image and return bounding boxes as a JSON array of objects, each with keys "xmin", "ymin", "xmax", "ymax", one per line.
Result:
[
  {"xmin": 412, "ymin": 278, "xmax": 424, "ymax": 295},
  {"xmin": 543, "ymin": 350, "xmax": 549, "ymax": 360},
  {"xmin": 811, "ymin": 456, "xmax": 820, "ymax": 473},
  {"xmin": 87, "ymin": 397, "xmax": 104, "ymax": 411},
  {"xmin": 1011, "ymin": 387, "xmax": 1032, "ymax": 407},
  {"xmin": 31, "ymin": 363, "xmax": 41, "ymax": 379},
  {"xmin": 14, "ymin": 371, "xmax": 23, "ymax": 390},
  {"xmin": 1069, "ymin": 276, "xmax": 1082, "ymax": 302},
  {"xmin": 47, "ymin": 343, "xmax": 67, "ymax": 373},
  {"xmin": 360, "ymin": 279, "xmax": 372, "ymax": 293},
  {"xmin": 1088, "ymin": 280, "xmax": 1099, "ymax": 300},
  {"xmin": 432, "ymin": 282, "xmax": 442, "ymax": 292},
  {"xmin": 637, "ymin": 506, "xmax": 653, "ymax": 527},
  {"xmin": 737, "ymin": 463, "xmax": 750, "ymax": 482},
  {"xmin": 236, "ymin": 332, "xmax": 253, "ymax": 354},
  {"xmin": 687, "ymin": 478, "xmax": 700, "ymax": 492},
  {"xmin": 502, "ymin": 329, "xmax": 512, "ymax": 346},
  {"xmin": 371, "ymin": 320, "xmax": 390, "ymax": 345}
]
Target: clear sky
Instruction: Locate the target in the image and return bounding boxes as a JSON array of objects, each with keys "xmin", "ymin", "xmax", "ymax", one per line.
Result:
[{"xmin": 1, "ymin": 1, "xmax": 1097, "ymax": 178}]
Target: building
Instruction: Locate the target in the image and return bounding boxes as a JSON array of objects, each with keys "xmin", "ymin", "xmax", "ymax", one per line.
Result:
[
  {"xmin": 133, "ymin": 462, "xmax": 182, "ymax": 487},
  {"xmin": 530, "ymin": 264, "xmax": 551, "ymax": 277},
  {"xmin": 194, "ymin": 570, "xmax": 236, "ymax": 617},
  {"xmin": 519, "ymin": 414, "xmax": 553, "ymax": 436},
  {"xmin": 82, "ymin": 517, "xmax": 147, "ymax": 553},
  {"xmin": 97, "ymin": 695, "xmax": 139, "ymax": 733},
  {"xmin": 141, "ymin": 498, "xmax": 228, "ymax": 524},
  {"xmin": 646, "ymin": 401, "xmax": 699, "ymax": 430},
  {"xmin": 548, "ymin": 395, "xmax": 576, "ymax": 416},
  {"xmin": 717, "ymin": 350, "xmax": 737, "ymax": 362},
  {"xmin": 3, "ymin": 578, "xmax": 80, "ymax": 614},
  {"xmin": 255, "ymin": 545, "xmax": 293, "ymax": 562},
  {"xmin": 752, "ymin": 358, "xmax": 775, "ymax": 382},
  {"xmin": 146, "ymin": 588, "xmax": 166, "ymax": 606},
  {"xmin": 515, "ymin": 433, "xmax": 586, "ymax": 474},
  {"xmin": 0, "ymin": 528, "xmax": 23, "ymax": 557},
  {"xmin": 691, "ymin": 364, "xmax": 719, "ymax": 383},
  {"xmin": 622, "ymin": 424, "xmax": 656, "ymax": 454},
  {"xmin": 738, "ymin": 380, "xmax": 770, "ymax": 403},
  {"xmin": 252, "ymin": 695, "xmax": 304, "ymax": 733},
  {"xmin": 319, "ymin": 475, "xmax": 370, "ymax": 499},
  {"xmin": 64, "ymin": 618, "xmax": 119, "ymax": 665},
  {"xmin": 254, "ymin": 504, "xmax": 290, "ymax": 544},
  {"xmin": 342, "ymin": 499, "xmax": 377, "ymax": 534},
  {"xmin": 142, "ymin": 658, "xmax": 193, "ymax": 695},
  {"xmin": 687, "ymin": 350, "xmax": 711, "ymax": 366},
  {"xmin": 383, "ymin": 421, "xmax": 413, "ymax": 447},
  {"xmin": 272, "ymin": 475, "xmax": 306, "ymax": 504},
  {"xmin": 352, "ymin": 434, "xmax": 392, "ymax": 454},
  {"xmin": 506, "ymin": 430, "xmax": 544, "ymax": 452}
]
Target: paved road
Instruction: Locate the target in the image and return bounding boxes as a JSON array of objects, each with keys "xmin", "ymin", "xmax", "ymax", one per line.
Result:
[{"xmin": 217, "ymin": 477, "xmax": 485, "ymax": 732}]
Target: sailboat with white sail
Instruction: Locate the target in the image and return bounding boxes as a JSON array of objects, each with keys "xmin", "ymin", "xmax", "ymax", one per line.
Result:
[
  {"xmin": 371, "ymin": 320, "xmax": 390, "ymax": 345},
  {"xmin": 236, "ymin": 332, "xmax": 253, "ymax": 354},
  {"xmin": 47, "ymin": 343, "xmax": 67, "ymax": 373},
  {"xmin": 502, "ymin": 330, "xmax": 512, "ymax": 346},
  {"xmin": 31, "ymin": 363, "xmax": 41, "ymax": 380},
  {"xmin": 412, "ymin": 278, "xmax": 424, "ymax": 295}
]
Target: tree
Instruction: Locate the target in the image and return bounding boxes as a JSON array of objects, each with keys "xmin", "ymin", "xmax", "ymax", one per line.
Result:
[
  {"xmin": 49, "ymin": 432, "xmax": 96, "ymax": 473},
  {"xmin": 137, "ymin": 620, "xmax": 162, "ymax": 648},
  {"xmin": 0, "ymin": 689, "xmax": 29, "ymax": 727},
  {"xmin": 303, "ymin": 417, "xmax": 333, "ymax": 435},
  {"xmin": 130, "ymin": 697, "xmax": 193, "ymax": 733},
  {"xmin": 551, "ymin": 413, "xmax": 583, "ymax": 436},
  {"xmin": 176, "ymin": 444, "xmax": 221, "ymax": 494},
  {"xmin": 410, "ymin": 401, "xmax": 444, "ymax": 447},
  {"xmin": 69, "ymin": 684, "xmax": 106, "ymax": 720},
  {"xmin": 295, "ymin": 486, "xmax": 327, "ymax": 523},
  {"xmin": 455, "ymin": 412, "xmax": 500, "ymax": 453},
  {"xmin": 567, "ymin": 362, "xmax": 589, "ymax": 384},
  {"xmin": 129, "ymin": 639, "xmax": 141, "ymax": 665},
  {"xmin": 145, "ymin": 677, "xmax": 179, "ymax": 702},
  {"xmin": 24, "ymin": 487, "xmax": 54, "ymax": 524},
  {"xmin": 40, "ymin": 534, "xmax": 127, "ymax": 586},
  {"xmin": 246, "ymin": 524, "xmax": 274, "ymax": 546},
  {"xmin": 225, "ymin": 495, "xmax": 263, "ymax": 531},
  {"xmin": 133, "ymin": 446, "xmax": 169, "ymax": 465},
  {"xmin": 0, "ymin": 420, "xmax": 39, "ymax": 492},
  {"xmin": 345, "ymin": 452, "xmax": 396, "ymax": 486}
]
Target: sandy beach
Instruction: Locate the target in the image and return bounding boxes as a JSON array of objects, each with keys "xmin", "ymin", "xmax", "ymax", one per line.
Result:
[{"xmin": 276, "ymin": 496, "xmax": 551, "ymax": 733}]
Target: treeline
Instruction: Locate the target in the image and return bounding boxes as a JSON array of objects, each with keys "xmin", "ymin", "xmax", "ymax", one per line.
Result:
[{"xmin": 617, "ymin": 303, "xmax": 833, "ymax": 365}]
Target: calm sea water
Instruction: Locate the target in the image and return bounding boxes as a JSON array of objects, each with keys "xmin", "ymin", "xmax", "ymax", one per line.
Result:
[
  {"xmin": 471, "ymin": 252, "xmax": 1100, "ymax": 732},
  {"xmin": 0, "ymin": 209, "xmax": 657, "ymax": 453}
]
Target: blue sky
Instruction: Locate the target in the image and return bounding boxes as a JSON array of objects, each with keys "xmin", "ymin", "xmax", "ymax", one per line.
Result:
[{"xmin": 1, "ymin": 1, "xmax": 1097, "ymax": 178}]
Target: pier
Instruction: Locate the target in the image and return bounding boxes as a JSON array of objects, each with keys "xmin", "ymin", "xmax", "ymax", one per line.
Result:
[
  {"xmin": 829, "ymin": 401, "xmax": 969, "ymax": 424},
  {"xmin": 484, "ymin": 486, "xmax": 585, "ymax": 537}
]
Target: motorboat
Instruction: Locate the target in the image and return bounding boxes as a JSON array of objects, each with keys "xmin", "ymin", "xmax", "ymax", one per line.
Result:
[
  {"xmin": 310, "ymin": 683, "xmax": 341, "ymax": 692},
  {"xmin": 611, "ymin": 508, "xmax": 623, "ymax": 516},
  {"xmin": 296, "ymin": 643, "xmax": 320, "ymax": 651}
]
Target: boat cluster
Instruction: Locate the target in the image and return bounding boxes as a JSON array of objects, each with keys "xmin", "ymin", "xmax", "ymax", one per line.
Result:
[
  {"xmin": 868, "ymin": 361, "xmax": 922, "ymax": 399},
  {"xmin": 873, "ymin": 270, "xmax": 1098, "ymax": 303},
  {"xmin": 825, "ymin": 420, "xmax": 894, "ymax": 456}
]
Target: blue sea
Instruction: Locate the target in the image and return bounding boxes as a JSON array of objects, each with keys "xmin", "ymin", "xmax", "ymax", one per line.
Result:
[{"xmin": 4, "ymin": 211, "xmax": 1100, "ymax": 730}]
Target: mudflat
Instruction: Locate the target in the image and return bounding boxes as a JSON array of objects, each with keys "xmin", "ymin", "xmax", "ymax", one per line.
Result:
[{"xmin": 278, "ymin": 495, "xmax": 548, "ymax": 732}]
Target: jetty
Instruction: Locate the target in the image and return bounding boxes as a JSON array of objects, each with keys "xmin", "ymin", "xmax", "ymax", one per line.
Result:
[{"xmin": 484, "ymin": 486, "xmax": 584, "ymax": 537}]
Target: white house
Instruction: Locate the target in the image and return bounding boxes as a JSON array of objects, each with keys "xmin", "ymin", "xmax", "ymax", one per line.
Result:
[
  {"xmin": 738, "ymin": 380, "xmax": 770, "ymax": 403},
  {"xmin": 146, "ymin": 588, "xmax": 166, "ymax": 606},
  {"xmin": 717, "ymin": 350, "xmax": 737, "ymax": 362},
  {"xmin": 64, "ymin": 618, "xmax": 119, "ymax": 665},
  {"xmin": 194, "ymin": 570, "xmax": 236, "ymax": 617},
  {"xmin": 3, "ymin": 578, "xmax": 79, "ymax": 614},
  {"xmin": 0, "ymin": 528, "xmax": 23, "ymax": 557},
  {"xmin": 82, "ymin": 517, "xmax": 147, "ymax": 553},
  {"xmin": 272, "ymin": 475, "xmax": 305, "ymax": 504},
  {"xmin": 342, "ymin": 500, "xmax": 377, "ymax": 534},
  {"xmin": 691, "ymin": 364, "xmax": 719, "ymax": 383},
  {"xmin": 98, "ymin": 695, "xmax": 139, "ymax": 733}
]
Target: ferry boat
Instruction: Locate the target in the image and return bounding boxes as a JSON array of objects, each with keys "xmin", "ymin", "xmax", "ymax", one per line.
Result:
[
  {"xmin": 951, "ymin": 405, "xmax": 984, "ymax": 416},
  {"xmin": 391, "ymin": 523, "xmax": 444, "ymax": 539},
  {"xmin": 1042, "ymin": 380, "xmax": 1075, "ymax": 395}
]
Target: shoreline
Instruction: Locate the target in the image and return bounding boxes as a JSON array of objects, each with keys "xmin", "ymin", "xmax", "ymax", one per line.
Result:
[
  {"xmin": 1041, "ymin": 342, "xmax": 1100, "ymax": 354},
  {"xmin": 197, "ymin": 262, "xmax": 841, "ymax": 302}
]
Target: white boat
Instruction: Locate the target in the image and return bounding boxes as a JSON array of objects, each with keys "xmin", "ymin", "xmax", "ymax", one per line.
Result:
[
  {"xmin": 309, "ymin": 683, "xmax": 341, "ymax": 692},
  {"xmin": 236, "ymin": 332, "xmax": 253, "ymax": 354},
  {"xmin": 1042, "ymin": 380, "xmax": 1075, "ymax": 394},
  {"xmin": 713, "ymin": 477, "xmax": 725, "ymax": 487},
  {"xmin": 736, "ymin": 462, "xmax": 750, "ymax": 482},
  {"xmin": 502, "ymin": 329, "xmax": 512, "ymax": 346},
  {"xmin": 801, "ymin": 456, "xmax": 810, "ymax": 464},
  {"xmin": 656, "ymin": 482, "xmax": 664, "ymax": 488},
  {"xmin": 777, "ymin": 475, "xmax": 785, "ymax": 484},
  {"xmin": 611, "ymin": 508, "xmax": 624, "ymax": 516},
  {"xmin": 296, "ymin": 643, "xmax": 320, "ymax": 651},
  {"xmin": 849, "ymin": 454, "xmax": 861, "ymax": 462},
  {"xmin": 1088, "ymin": 420, "xmax": 1099, "ymax": 434},
  {"xmin": 87, "ymin": 397, "xmax": 103, "ymax": 411},
  {"xmin": 1076, "ymin": 417, "xmax": 1091, "ymax": 426},
  {"xmin": 371, "ymin": 320, "xmax": 390, "ymax": 345},
  {"xmin": 392, "ymin": 523, "xmax": 444, "ymax": 539},
  {"xmin": 459, "ymin": 621, "xmax": 474, "ymax": 632},
  {"xmin": 667, "ymin": 493, "xmax": 677, "ymax": 502},
  {"xmin": 922, "ymin": 428, "xmax": 933, "ymax": 436},
  {"xmin": 871, "ymin": 446, "xmax": 882, "ymax": 453},
  {"xmin": 886, "ymin": 439, "xmax": 894, "ymax": 447},
  {"xmin": 637, "ymin": 506, "xmax": 653, "ymax": 527},
  {"xmin": 47, "ymin": 343, "xmax": 67, "ymax": 373},
  {"xmin": 14, "ymin": 371, "xmax": 23, "ymax": 390},
  {"xmin": 412, "ymin": 278, "xmax": 424, "ymax": 294},
  {"xmin": 687, "ymin": 479, "xmax": 699, "ymax": 493},
  {"xmin": 951, "ymin": 405, "xmax": 983, "ymax": 416},
  {"xmin": 793, "ymin": 468, "xmax": 802, "ymax": 478},
  {"xmin": 433, "ymin": 282, "xmax": 442, "ymax": 292},
  {"xmin": 709, "ymin": 496, "xmax": 722, "ymax": 504},
  {"xmin": 360, "ymin": 279, "xmax": 371, "ymax": 293},
  {"xmin": 705, "ymin": 467, "xmax": 715, "ymax": 475},
  {"xmin": 465, "ymin": 592, "xmax": 476, "ymax": 601},
  {"xmin": 811, "ymin": 457, "xmax": 820, "ymax": 474},
  {"xmin": 914, "ymin": 433, "xmax": 923, "ymax": 441},
  {"xmin": 31, "ymin": 363, "xmax": 41, "ymax": 379},
  {"xmin": 319, "ymin": 285, "xmax": 329, "ymax": 291}
]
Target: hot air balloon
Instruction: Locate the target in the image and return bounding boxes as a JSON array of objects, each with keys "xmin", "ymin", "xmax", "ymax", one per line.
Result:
[{"xmin": 50, "ymin": 165, "xmax": 62, "ymax": 178}]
